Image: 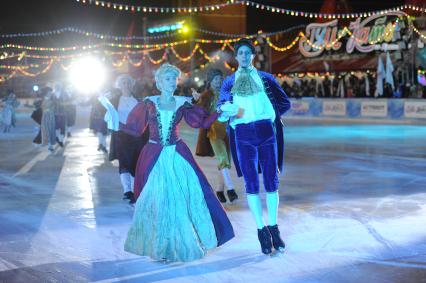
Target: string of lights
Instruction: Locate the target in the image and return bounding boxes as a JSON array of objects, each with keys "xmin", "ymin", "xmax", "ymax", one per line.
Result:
[
  {"xmin": 0, "ymin": 11, "xmax": 422, "ymax": 81},
  {"xmin": 0, "ymin": 12, "xmax": 413, "ymax": 53},
  {"xmin": 0, "ymin": 70, "xmax": 18, "ymax": 83},
  {"xmin": 170, "ymin": 44, "xmax": 200, "ymax": 62},
  {"xmin": 0, "ymin": 27, "xmax": 179, "ymax": 41},
  {"xmin": 266, "ymin": 34, "xmax": 301, "ymax": 52},
  {"xmin": 16, "ymin": 59, "xmax": 55, "ymax": 77},
  {"xmin": 73, "ymin": 0, "xmax": 426, "ymax": 20},
  {"xmin": 0, "ymin": 25, "xmax": 305, "ymax": 44},
  {"xmin": 74, "ymin": 0, "xmax": 234, "ymax": 13},
  {"xmin": 410, "ymin": 21, "xmax": 426, "ymax": 41}
]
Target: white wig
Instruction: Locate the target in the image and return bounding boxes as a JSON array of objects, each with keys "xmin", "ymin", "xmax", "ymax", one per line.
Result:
[
  {"xmin": 154, "ymin": 63, "xmax": 181, "ymax": 90},
  {"xmin": 115, "ymin": 74, "xmax": 135, "ymax": 91}
]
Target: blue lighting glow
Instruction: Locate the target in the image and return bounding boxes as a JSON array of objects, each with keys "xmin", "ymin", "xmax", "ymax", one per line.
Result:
[{"xmin": 148, "ymin": 22, "xmax": 184, "ymax": 34}]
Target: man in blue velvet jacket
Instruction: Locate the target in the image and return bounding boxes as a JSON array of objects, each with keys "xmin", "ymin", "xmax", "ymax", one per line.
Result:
[{"xmin": 217, "ymin": 38, "xmax": 291, "ymax": 255}]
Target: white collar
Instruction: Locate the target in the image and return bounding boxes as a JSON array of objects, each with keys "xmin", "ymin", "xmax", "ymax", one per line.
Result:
[{"xmin": 236, "ymin": 65, "xmax": 256, "ymax": 74}]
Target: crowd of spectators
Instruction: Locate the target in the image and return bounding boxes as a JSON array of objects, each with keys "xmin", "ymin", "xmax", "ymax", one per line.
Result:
[{"xmin": 280, "ymin": 74, "xmax": 426, "ymax": 99}]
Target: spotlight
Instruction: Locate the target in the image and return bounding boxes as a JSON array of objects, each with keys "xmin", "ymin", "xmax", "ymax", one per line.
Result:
[
  {"xmin": 33, "ymin": 85, "xmax": 39, "ymax": 92},
  {"xmin": 69, "ymin": 57, "xmax": 106, "ymax": 94},
  {"xmin": 181, "ymin": 26, "xmax": 190, "ymax": 34}
]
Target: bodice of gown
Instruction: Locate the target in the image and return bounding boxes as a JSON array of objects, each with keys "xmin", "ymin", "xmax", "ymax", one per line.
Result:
[
  {"xmin": 123, "ymin": 95, "xmax": 217, "ymax": 147},
  {"xmin": 146, "ymin": 96, "xmax": 190, "ymax": 146}
]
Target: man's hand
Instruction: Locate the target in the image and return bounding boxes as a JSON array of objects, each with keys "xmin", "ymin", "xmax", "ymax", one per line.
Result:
[{"xmin": 236, "ymin": 107, "xmax": 244, "ymax": 118}]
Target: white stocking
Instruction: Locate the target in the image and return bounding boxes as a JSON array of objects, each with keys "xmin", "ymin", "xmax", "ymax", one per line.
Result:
[
  {"xmin": 247, "ymin": 194, "xmax": 265, "ymax": 229},
  {"xmin": 266, "ymin": 191, "xmax": 279, "ymax": 226},
  {"xmin": 221, "ymin": 168, "xmax": 234, "ymax": 190},
  {"xmin": 120, "ymin": 173, "xmax": 132, "ymax": 193},
  {"xmin": 97, "ymin": 132, "xmax": 106, "ymax": 147}
]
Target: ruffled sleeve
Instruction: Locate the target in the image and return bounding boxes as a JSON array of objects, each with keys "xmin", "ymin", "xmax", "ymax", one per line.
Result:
[
  {"xmin": 182, "ymin": 102, "xmax": 219, "ymax": 129},
  {"xmin": 98, "ymin": 96, "xmax": 119, "ymax": 131},
  {"xmin": 120, "ymin": 100, "xmax": 149, "ymax": 136}
]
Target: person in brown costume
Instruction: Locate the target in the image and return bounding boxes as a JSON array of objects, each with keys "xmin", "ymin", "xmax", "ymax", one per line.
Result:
[{"xmin": 194, "ymin": 69, "xmax": 238, "ymax": 203}]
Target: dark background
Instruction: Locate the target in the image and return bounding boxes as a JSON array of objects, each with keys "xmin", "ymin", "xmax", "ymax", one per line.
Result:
[{"xmin": 0, "ymin": 1, "xmax": 406, "ymax": 41}]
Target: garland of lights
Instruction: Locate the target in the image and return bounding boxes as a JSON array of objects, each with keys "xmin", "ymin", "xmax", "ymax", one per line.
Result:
[
  {"xmin": 1, "ymin": 14, "xmax": 416, "ymax": 54},
  {"xmin": 127, "ymin": 56, "xmax": 144, "ymax": 67},
  {"xmin": 1, "ymin": 13, "xmax": 423, "ymax": 80},
  {"xmin": 75, "ymin": 0, "xmax": 234, "ymax": 13},
  {"xmin": 0, "ymin": 64, "xmax": 37, "ymax": 70},
  {"xmin": 17, "ymin": 59, "xmax": 55, "ymax": 77},
  {"xmin": 73, "ymin": 0, "xmax": 426, "ymax": 20},
  {"xmin": 239, "ymin": 2, "xmax": 425, "ymax": 19},
  {"xmin": 266, "ymin": 34, "xmax": 301, "ymax": 52},
  {"xmin": 0, "ymin": 70, "xmax": 18, "ymax": 83},
  {"xmin": 196, "ymin": 25, "xmax": 305, "ymax": 38},
  {"xmin": 0, "ymin": 25, "xmax": 305, "ymax": 43},
  {"xmin": 1, "ymin": 18, "xmax": 416, "ymax": 64},
  {"xmin": 170, "ymin": 44, "xmax": 199, "ymax": 62},
  {"xmin": 409, "ymin": 18, "xmax": 426, "ymax": 41},
  {"xmin": 276, "ymin": 70, "xmax": 377, "ymax": 80},
  {"xmin": 146, "ymin": 51, "xmax": 168, "ymax": 65},
  {"xmin": 0, "ymin": 37, "xmax": 246, "ymax": 52},
  {"xmin": 0, "ymin": 27, "xmax": 179, "ymax": 41}
]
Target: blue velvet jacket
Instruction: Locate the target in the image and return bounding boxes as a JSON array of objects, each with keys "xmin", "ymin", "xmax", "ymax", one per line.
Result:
[{"xmin": 218, "ymin": 71, "xmax": 291, "ymax": 177}]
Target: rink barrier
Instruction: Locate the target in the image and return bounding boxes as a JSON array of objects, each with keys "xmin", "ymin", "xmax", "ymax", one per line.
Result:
[
  {"xmin": 9, "ymin": 98, "xmax": 426, "ymax": 121},
  {"xmin": 286, "ymin": 98, "xmax": 426, "ymax": 121}
]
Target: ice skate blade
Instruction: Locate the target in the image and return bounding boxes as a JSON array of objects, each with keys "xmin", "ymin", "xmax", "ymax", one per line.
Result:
[{"xmin": 276, "ymin": 247, "xmax": 285, "ymax": 253}]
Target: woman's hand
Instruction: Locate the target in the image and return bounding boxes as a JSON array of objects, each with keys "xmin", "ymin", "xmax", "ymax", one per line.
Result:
[
  {"xmin": 191, "ymin": 88, "xmax": 201, "ymax": 101},
  {"xmin": 236, "ymin": 107, "xmax": 244, "ymax": 118}
]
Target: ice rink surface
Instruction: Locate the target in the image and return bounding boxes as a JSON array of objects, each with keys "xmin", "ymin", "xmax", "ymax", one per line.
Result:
[{"xmin": 1, "ymin": 109, "xmax": 425, "ymax": 283}]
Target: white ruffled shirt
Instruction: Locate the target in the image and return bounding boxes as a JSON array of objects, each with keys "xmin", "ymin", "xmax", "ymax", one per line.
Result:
[
  {"xmin": 219, "ymin": 66, "xmax": 275, "ymax": 128},
  {"xmin": 118, "ymin": 96, "xmax": 138, "ymax": 124}
]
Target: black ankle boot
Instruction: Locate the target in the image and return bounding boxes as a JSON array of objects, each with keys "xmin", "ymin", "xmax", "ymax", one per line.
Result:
[
  {"xmin": 101, "ymin": 145, "xmax": 108, "ymax": 153},
  {"xmin": 123, "ymin": 191, "xmax": 133, "ymax": 200},
  {"xmin": 257, "ymin": 226, "xmax": 272, "ymax": 255},
  {"xmin": 268, "ymin": 224, "xmax": 285, "ymax": 252},
  {"xmin": 129, "ymin": 195, "xmax": 136, "ymax": 204},
  {"xmin": 216, "ymin": 191, "xmax": 226, "ymax": 203},
  {"xmin": 227, "ymin": 189, "xmax": 238, "ymax": 203}
]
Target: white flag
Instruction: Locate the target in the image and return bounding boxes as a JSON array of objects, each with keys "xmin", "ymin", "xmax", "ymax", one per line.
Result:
[
  {"xmin": 385, "ymin": 52, "xmax": 395, "ymax": 90},
  {"xmin": 375, "ymin": 56, "xmax": 385, "ymax": 97},
  {"xmin": 365, "ymin": 75, "xmax": 370, "ymax": 97}
]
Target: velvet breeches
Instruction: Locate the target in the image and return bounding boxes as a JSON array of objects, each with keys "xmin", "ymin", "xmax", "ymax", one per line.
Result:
[{"xmin": 234, "ymin": 119, "xmax": 279, "ymax": 194}]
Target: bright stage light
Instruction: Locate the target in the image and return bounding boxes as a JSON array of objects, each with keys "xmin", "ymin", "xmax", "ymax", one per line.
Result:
[
  {"xmin": 33, "ymin": 85, "xmax": 39, "ymax": 92},
  {"xmin": 69, "ymin": 57, "xmax": 106, "ymax": 94}
]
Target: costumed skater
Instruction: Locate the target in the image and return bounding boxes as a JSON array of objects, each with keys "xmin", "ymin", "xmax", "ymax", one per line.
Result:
[
  {"xmin": 121, "ymin": 63, "xmax": 234, "ymax": 262},
  {"xmin": 31, "ymin": 97, "xmax": 43, "ymax": 145},
  {"xmin": 1, "ymin": 90, "xmax": 20, "ymax": 133},
  {"xmin": 89, "ymin": 92, "xmax": 109, "ymax": 153},
  {"xmin": 52, "ymin": 82, "xmax": 68, "ymax": 147},
  {"xmin": 194, "ymin": 68, "xmax": 238, "ymax": 204},
  {"xmin": 64, "ymin": 85, "xmax": 77, "ymax": 138},
  {"xmin": 40, "ymin": 87, "xmax": 57, "ymax": 152},
  {"xmin": 100, "ymin": 75, "xmax": 148, "ymax": 204},
  {"xmin": 218, "ymin": 39, "xmax": 291, "ymax": 255}
]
